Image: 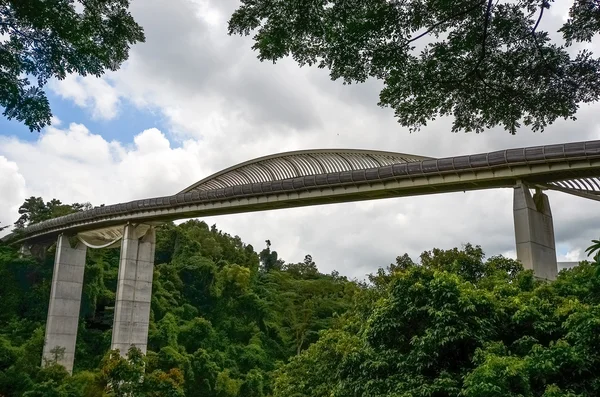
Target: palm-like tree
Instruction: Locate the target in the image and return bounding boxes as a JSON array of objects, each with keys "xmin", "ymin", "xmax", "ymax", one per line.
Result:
[{"xmin": 585, "ymin": 239, "xmax": 600, "ymax": 264}]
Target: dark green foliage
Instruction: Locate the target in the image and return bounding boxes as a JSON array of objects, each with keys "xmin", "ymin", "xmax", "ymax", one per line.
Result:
[
  {"xmin": 228, "ymin": 0, "xmax": 600, "ymax": 134},
  {"xmin": 0, "ymin": 210, "xmax": 355, "ymax": 396},
  {"xmin": 259, "ymin": 240, "xmax": 284, "ymax": 272},
  {"xmin": 585, "ymin": 238, "xmax": 600, "ymax": 264},
  {"xmin": 5, "ymin": 196, "xmax": 600, "ymax": 395},
  {"xmin": 275, "ymin": 245, "xmax": 600, "ymax": 396},
  {"xmin": 0, "ymin": 244, "xmax": 53, "ymax": 326},
  {"xmin": 13, "ymin": 197, "xmax": 92, "ymax": 229},
  {"xmin": 0, "ymin": 0, "xmax": 144, "ymax": 131},
  {"xmin": 283, "ymin": 255, "xmax": 318, "ymax": 279}
]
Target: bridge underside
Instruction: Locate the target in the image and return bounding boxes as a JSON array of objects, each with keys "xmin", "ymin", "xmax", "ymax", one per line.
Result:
[{"xmin": 8, "ymin": 140, "xmax": 600, "ymax": 373}]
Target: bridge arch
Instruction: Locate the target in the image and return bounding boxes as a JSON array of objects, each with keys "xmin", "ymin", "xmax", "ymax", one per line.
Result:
[{"xmin": 179, "ymin": 149, "xmax": 433, "ymax": 193}]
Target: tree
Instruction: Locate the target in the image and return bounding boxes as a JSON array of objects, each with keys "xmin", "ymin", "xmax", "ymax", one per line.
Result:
[
  {"xmin": 259, "ymin": 240, "xmax": 284, "ymax": 272},
  {"xmin": 99, "ymin": 347, "xmax": 185, "ymax": 397},
  {"xmin": 228, "ymin": 0, "xmax": 600, "ymax": 134},
  {"xmin": 283, "ymin": 254, "xmax": 318, "ymax": 278},
  {"xmin": 264, "ymin": 269, "xmax": 354, "ymax": 357},
  {"xmin": 368, "ymin": 253, "xmax": 416, "ymax": 289},
  {"xmin": 586, "ymin": 238, "xmax": 600, "ymax": 264},
  {"xmin": 14, "ymin": 197, "xmax": 92, "ymax": 229},
  {"xmin": 0, "ymin": 0, "xmax": 144, "ymax": 131},
  {"xmin": 273, "ymin": 245, "xmax": 600, "ymax": 396},
  {"xmin": 0, "ymin": 212, "xmax": 358, "ymax": 395}
]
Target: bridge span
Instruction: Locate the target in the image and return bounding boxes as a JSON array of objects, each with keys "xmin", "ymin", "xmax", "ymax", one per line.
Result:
[{"xmin": 10, "ymin": 140, "xmax": 600, "ymax": 372}]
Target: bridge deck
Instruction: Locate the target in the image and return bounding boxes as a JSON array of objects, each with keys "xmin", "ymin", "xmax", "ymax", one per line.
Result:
[{"xmin": 10, "ymin": 140, "xmax": 600, "ymax": 244}]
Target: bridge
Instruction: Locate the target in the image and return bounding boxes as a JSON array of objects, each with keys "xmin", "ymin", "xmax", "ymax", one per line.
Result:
[{"xmin": 10, "ymin": 139, "xmax": 600, "ymax": 373}]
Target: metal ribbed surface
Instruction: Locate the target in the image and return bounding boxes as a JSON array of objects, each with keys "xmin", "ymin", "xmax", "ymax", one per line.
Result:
[
  {"xmin": 549, "ymin": 178, "xmax": 600, "ymax": 195},
  {"xmin": 181, "ymin": 150, "xmax": 430, "ymax": 192}
]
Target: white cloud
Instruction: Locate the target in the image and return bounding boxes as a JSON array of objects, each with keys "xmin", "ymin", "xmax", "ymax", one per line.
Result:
[
  {"xmin": 0, "ymin": 125, "xmax": 207, "ymax": 208},
  {"xmin": 559, "ymin": 249, "xmax": 584, "ymax": 263},
  {"xmin": 49, "ymin": 75, "xmax": 121, "ymax": 120},
  {"xmin": 50, "ymin": 116, "xmax": 62, "ymax": 127},
  {"xmin": 0, "ymin": 157, "xmax": 26, "ymax": 233},
  {"xmin": 2, "ymin": 0, "xmax": 600, "ymax": 279},
  {"xmin": 133, "ymin": 128, "xmax": 172, "ymax": 153},
  {"xmin": 38, "ymin": 123, "xmax": 113, "ymax": 164}
]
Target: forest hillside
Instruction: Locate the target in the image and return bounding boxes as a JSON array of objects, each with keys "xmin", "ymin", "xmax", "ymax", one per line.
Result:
[{"xmin": 1, "ymin": 198, "xmax": 600, "ymax": 396}]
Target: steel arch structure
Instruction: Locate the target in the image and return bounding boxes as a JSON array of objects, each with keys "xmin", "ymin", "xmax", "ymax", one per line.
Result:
[
  {"xmin": 8, "ymin": 140, "xmax": 600, "ymax": 245},
  {"xmin": 180, "ymin": 149, "xmax": 432, "ymax": 192}
]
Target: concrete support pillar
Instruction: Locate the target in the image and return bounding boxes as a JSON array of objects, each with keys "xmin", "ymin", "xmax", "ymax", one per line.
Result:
[
  {"xmin": 513, "ymin": 184, "xmax": 557, "ymax": 280},
  {"xmin": 19, "ymin": 244, "xmax": 31, "ymax": 258},
  {"xmin": 111, "ymin": 224, "xmax": 155, "ymax": 356},
  {"xmin": 42, "ymin": 235, "xmax": 87, "ymax": 373}
]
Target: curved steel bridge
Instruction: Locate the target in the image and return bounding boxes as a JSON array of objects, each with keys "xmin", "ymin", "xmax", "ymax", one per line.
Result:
[
  {"xmin": 12, "ymin": 140, "xmax": 600, "ymax": 246},
  {"xmin": 14, "ymin": 139, "xmax": 600, "ymax": 374}
]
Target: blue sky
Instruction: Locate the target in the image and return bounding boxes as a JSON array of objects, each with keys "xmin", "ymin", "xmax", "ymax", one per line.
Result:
[{"xmin": 0, "ymin": 91, "xmax": 164, "ymax": 146}]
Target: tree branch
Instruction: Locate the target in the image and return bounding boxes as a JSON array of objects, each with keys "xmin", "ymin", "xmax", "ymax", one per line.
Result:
[
  {"xmin": 510, "ymin": 1, "xmax": 547, "ymax": 43},
  {"xmin": 0, "ymin": 22, "xmax": 40, "ymax": 43},
  {"xmin": 530, "ymin": 2, "xmax": 549, "ymax": 66},
  {"xmin": 463, "ymin": 0, "xmax": 496, "ymax": 92},
  {"xmin": 475, "ymin": 0, "xmax": 495, "ymax": 69},
  {"xmin": 405, "ymin": 0, "xmax": 487, "ymax": 45},
  {"xmin": 531, "ymin": 2, "xmax": 546, "ymax": 35}
]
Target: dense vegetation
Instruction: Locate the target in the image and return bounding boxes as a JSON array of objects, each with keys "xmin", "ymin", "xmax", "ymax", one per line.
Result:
[
  {"xmin": 275, "ymin": 246, "xmax": 600, "ymax": 396},
  {"xmin": 229, "ymin": 0, "xmax": 600, "ymax": 134},
  {"xmin": 0, "ymin": 198, "xmax": 358, "ymax": 396},
  {"xmin": 2, "ymin": 198, "xmax": 600, "ymax": 395}
]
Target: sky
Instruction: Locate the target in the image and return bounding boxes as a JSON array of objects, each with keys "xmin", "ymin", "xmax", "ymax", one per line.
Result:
[{"xmin": 1, "ymin": 0, "xmax": 599, "ymax": 279}]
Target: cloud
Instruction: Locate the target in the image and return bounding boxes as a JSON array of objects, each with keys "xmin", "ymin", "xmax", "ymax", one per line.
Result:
[
  {"xmin": 0, "ymin": 157, "xmax": 26, "ymax": 232},
  {"xmin": 559, "ymin": 249, "xmax": 583, "ymax": 263},
  {"xmin": 2, "ymin": 0, "xmax": 600, "ymax": 278},
  {"xmin": 49, "ymin": 75, "xmax": 121, "ymax": 120},
  {"xmin": 0, "ymin": 124, "xmax": 207, "ymax": 207}
]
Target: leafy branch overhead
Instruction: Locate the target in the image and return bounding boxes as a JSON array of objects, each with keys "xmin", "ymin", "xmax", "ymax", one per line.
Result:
[
  {"xmin": 229, "ymin": 0, "xmax": 600, "ymax": 134},
  {"xmin": 0, "ymin": 0, "xmax": 144, "ymax": 132}
]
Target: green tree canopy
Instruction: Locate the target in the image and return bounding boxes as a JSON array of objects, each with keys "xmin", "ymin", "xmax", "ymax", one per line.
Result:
[
  {"xmin": 274, "ymin": 245, "xmax": 600, "ymax": 396},
  {"xmin": 0, "ymin": 197, "xmax": 359, "ymax": 396},
  {"xmin": 0, "ymin": 0, "xmax": 144, "ymax": 131},
  {"xmin": 14, "ymin": 197, "xmax": 92, "ymax": 229},
  {"xmin": 228, "ymin": 0, "xmax": 600, "ymax": 134},
  {"xmin": 6, "ymin": 196, "xmax": 600, "ymax": 396}
]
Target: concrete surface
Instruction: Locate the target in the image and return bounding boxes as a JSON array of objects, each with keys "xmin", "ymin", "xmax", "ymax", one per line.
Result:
[
  {"xmin": 111, "ymin": 224, "xmax": 155, "ymax": 356},
  {"xmin": 42, "ymin": 234, "xmax": 87, "ymax": 373},
  {"xmin": 514, "ymin": 184, "xmax": 558, "ymax": 280}
]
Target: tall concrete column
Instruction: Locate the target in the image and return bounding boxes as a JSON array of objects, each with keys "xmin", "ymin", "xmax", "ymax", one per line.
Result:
[
  {"xmin": 42, "ymin": 234, "xmax": 87, "ymax": 373},
  {"xmin": 513, "ymin": 184, "xmax": 557, "ymax": 280},
  {"xmin": 111, "ymin": 224, "xmax": 155, "ymax": 356}
]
